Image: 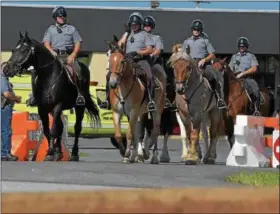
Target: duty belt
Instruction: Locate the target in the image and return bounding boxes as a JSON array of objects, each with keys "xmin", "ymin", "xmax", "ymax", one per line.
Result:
[{"xmin": 54, "ymin": 49, "xmax": 73, "ymax": 55}]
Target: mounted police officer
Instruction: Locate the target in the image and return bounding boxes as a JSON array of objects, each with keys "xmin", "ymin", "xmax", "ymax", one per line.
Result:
[
  {"xmin": 181, "ymin": 19, "xmax": 227, "ymax": 110},
  {"xmin": 26, "ymin": 6, "xmax": 85, "ymax": 106},
  {"xmin": 143, "ymin": 15, "xmax": 171, "ymax": 108},
  {"xmin": 229, "ymin": 37, "xmax": 261, "ymax": 116},
  {"xmin": 101, "ymin": 12, "xmax": 156, "ymax": 112}
]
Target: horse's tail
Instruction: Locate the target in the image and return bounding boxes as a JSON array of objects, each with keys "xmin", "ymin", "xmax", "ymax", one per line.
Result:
[{"xmin": 84, "ymin": 92, "xmax": 101, "ymax": 128}]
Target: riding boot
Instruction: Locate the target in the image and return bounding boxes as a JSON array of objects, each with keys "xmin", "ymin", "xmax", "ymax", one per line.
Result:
[
  {"xmin": 100, "ymin": 73, "xmax": 111, "ymax": 110},
  {"xmin": 147, "ymin": 79, "xmax": 156, "ymax": 112},
  {"xmin": 164, "ymin": 93, "xmax": 172, "ymax": 109},
  {"xmin": 214, "ymin": 80, "xmax": 227, "ymax": 110},
  {"xmin": 253, "ymin": 92, "xmax": 261, "ymax": 116},
  {"xmin": 26, "ymin": 70, "xmax": 37, "ymax": 107},
  {"xmin": 72, "ymin": 61, "xmax": 85, "ymax": 106}
]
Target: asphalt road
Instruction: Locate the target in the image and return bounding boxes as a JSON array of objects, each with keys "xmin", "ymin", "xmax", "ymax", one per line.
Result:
[{"xmin": 1, "ymin": 137, "xmax": 276, "ymax": 192}]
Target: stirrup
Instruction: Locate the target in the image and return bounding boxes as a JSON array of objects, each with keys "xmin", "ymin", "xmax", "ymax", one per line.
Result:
[
  {"xmin": 26, "ymin": 98, "xmax": 37, "ymax": 107},
  {"xmin": 76, "ymin": 95, "xmax": 85, "ymax": 106},
  {"xmin": 147, "ymin": 101, "xmax": 156, "ymax": 112},
  {"xmin": 164, "ymin": 98, "xmax": 172, "ymax": 109},
  {"xmin": 217, "ymin": 98, "xmax": 227, "ymax": 110},
  {"xmin": 253, "ymin": 109, "xmax": 261, "ymax": 116},
  {"xmin": 100, "ymin": 100, "xmax": 110, "ymax": 110}
]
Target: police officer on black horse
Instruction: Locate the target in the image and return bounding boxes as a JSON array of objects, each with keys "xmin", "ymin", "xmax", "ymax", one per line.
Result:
[
  {"xmin": 101, "ymin": 12, "xmax": 156, "ymax": 112},
  {"xmin": 229, "ymin": 37, "xmax": 261, "ymax": 116},
  {"xmin": 26, "ymin": 6, "xmax": 85, "ymax": 106},
  {"xmin": 181, "ymin": 19, "xmax": 227, "ymax": 110}
]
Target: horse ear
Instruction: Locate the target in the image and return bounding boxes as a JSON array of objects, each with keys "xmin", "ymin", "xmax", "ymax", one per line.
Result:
[
  {"xmin": 24, "ymin": 31, "xmax": 29, "ymax": 38},
  {"xmin": 19, "ymin": 31, "xmax": 23, "ymax": 39},
  {"xmin": 105, "ymin": 40, "xmax": 112, "ymax": 49},
  {"xmin": 222, "ymin": 57, "xmax": 227, "ymax": 63},
  {"xmin": 120, "ymin": 42, "xmax": 124, "ymax": 51},
  {"xmin": 113, "ymin": 35, "xmax": 119, "ymax": 43}
]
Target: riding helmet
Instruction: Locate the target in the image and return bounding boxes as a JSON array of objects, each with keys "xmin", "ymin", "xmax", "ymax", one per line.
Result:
[
  {"xmin": 128, "ymin": 12, "xmax": 144, "ymax": 26},
  {"xmin": 143, "ymin": 15, "xmax": 156, "ymax": 29},
  {"xmin": 191, "ymin": 19, "xmax": 204, "ymax": 31},
  {"xmin": 237, "ymin": 37, "xmax": 250, "ymax": 48},
  {"xmin": 52, "ymin": 6, "xmax": 67, "ymax": 19}
]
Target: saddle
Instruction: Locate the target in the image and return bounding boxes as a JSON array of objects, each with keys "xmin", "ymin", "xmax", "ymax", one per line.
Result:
[{"xmin": 63, "ymin": 63, "xmax": 78, "ymax": 85}]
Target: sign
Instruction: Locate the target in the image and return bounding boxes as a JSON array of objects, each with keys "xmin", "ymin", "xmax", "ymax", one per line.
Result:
[{"xmin": 273, "ymin": 137, "xmax": 280, "ymax": 162}]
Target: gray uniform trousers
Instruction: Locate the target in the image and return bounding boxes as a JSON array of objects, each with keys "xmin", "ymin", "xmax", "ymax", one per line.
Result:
[
  {"xmin": 136, "ymin": 59, "xmax": 153, "ymax": 84},
  {"xmin": 204, "ymin": 64, "xmax": 225, "ymax": 98},
  {"xmin": 152, "ymin": 63, "xmax": 167, "ymax": 81},
  {"xmin": 242, "ymin": 78, "xmax": 260, "ymax": 99}
]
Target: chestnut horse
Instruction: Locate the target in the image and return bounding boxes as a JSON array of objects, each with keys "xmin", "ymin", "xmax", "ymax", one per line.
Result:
[
  {"xmin": 167, "ymin": 45, "xmax": 223, "ymax": 165},
  {"xmin": 212, "ymin": 57, "xmax": 274, "ymax": 146},
  {"xmin": 106, "ymin": 37, "xmax": 166, "ymax": 164}
]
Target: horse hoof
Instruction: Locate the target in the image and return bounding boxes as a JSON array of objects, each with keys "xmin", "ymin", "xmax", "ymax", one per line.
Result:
[
  {"xmin": 203, "ymin": 158, "xmax": 215, "ymax": 165},
  {"xmin": 150, "ymin": 157, "xmax": 159, "ymax": 164},
  {"xmin": 143, "ymin": 150, "xmax": 150, "ymax": 160},
  {"xmin": 69, "ymin": 155, "xmax": 79, "ymax": 161},
  {"xmin": 44, "ymin": 155, "xmax": 54, "ymax": 161},
  {"xmin": 137, "ymin": 156, "xmax": 145, "ymax": 163},
  {"xmin": 185, "ymin": 160, "xmax": 198, "ymax": 165},
  {"xmin": 54, "ymin": 153, "xmax": 63, "ymax": 161},
  {"xmin": 122, "ymin": 157, "xmax": 130, "ymax": 164},
  {"xmin": 160, "ymin": 156, "xmax": 170, "ymax": 163}
]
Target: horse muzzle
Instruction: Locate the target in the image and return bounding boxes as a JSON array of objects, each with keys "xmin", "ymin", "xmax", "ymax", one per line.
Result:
[
  {"xmin": 109, "ymin": 79, "xmax": 119, "ymax": 89},
  {"xmin": 176, "ymin": 82, "xmax": 185, "ymax": 95}
]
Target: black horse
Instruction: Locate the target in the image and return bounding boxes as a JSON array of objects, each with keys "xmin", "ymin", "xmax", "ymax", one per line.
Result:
[{"xmin": 4, "ymin": 31, "xmax": 100, "ymax": 161}]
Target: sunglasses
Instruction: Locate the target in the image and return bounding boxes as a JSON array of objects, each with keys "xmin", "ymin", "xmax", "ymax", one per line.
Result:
[{"xmin": 192, "ymin": 28, "xmax": 201, "ymax": 31}]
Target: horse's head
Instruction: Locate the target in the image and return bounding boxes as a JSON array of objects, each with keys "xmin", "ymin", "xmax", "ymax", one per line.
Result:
[
  {"xmin": 212, "ymin": 57, "xmax": 236, "ymax": 81},
  {"xmin": 167, "ymin": 51, "xmax": 193, "ymax": 95},
  {"xmin": 5, "ymin": 31, "xmax": 35, "ymax": 77},
  {"xmin": 106, "ymin": 36, "xmax": 132, "ymax": 89}
]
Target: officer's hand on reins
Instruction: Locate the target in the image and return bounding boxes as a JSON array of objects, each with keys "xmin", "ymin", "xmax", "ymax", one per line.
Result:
[
  {"xmin": 50, "ymin": 49, "xmax": 57, "ymax": 57},
  {"xmin": 198, "ymin": 58, "xmax": 206, "ymax": 68}
]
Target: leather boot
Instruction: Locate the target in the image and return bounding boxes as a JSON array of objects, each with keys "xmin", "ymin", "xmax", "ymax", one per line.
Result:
[
  {"xmin": 26, "ymin": 93, "xmax": 37, "ymax": 107},
  {"xmin": 253, "ymin": 92, "xmax": 261, "ymax": 116},
  {"xmin": 147, "ymin": 79, "xmax": 156, "ymax": 112},
  {"xmin": 100, "ymin": 73, "xmax": 111, "ymax": 110},
  {"xmin": 214, "ymin": 80, "xmax": 227, "ymax": 110}
]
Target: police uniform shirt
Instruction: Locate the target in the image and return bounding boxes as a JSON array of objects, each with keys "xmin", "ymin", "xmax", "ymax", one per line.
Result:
[
  {"xmin": 125, "ymin": 31, "xmax": 155, "ymax": 54},
  {"xmin": 42, "ymin": 24, "xmax": 83, "ymax": 50},
  {"xmin": 229, "ymin": 52, "xmax": 259, "ymax": 72},
  {"xmin": 181, "ymin": 33, "xmax": 215, "ymax": 59},
  {"xmin": 151, "ymin": 33, "xmax": 164, "ymax": 51}
]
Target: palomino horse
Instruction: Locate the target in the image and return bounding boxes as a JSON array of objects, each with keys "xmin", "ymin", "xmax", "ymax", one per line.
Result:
[
  {"xmin": 212, "ymin": 57, "xmax": 274, "ymax": 147},
  {"xmin": 167, "ymin": 45, "xmax": 223, "ymax": 165},
  {"xmin": 106, "ymin": 37, "xmax": 166, "ymax": 164}
]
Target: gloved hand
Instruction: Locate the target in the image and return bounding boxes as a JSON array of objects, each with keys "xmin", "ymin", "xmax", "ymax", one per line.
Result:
[{"xmin": 130, "ymin": 51, "xmax": 138, "ymax": 57}]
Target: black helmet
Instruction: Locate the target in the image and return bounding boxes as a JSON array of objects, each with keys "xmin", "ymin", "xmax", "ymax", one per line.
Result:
[
  {"xmin": 128, "ymin": 12, "xmax": 143, "ymax": 26},
  {"xmin": 143, "ymin": 15, "xmax": 156, "ymax": 29},
  {"xmin": 191, "ymin": 19, "xmax": 204, "ymax": 31},
  {"xmin": 52, "ymin": 6, "xmax": 67, "ymax": 19},
  {"xmin": 237, "ymin": 37, "xmax": 249, "ymax": 48}
]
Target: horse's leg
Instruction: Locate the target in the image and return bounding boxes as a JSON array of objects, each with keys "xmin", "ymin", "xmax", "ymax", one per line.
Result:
[
  {"xmin": 112, "ymin": 110, "xmax": 125, "ymax": 157},
  {"xmin": 185, "ymin": 117, "xmax": 201, "ymax": 165},
  {"xmin": 137, "ymin": 114, "xmax": 149, "ymax": 163},
  {"xmin": 159, "ymin": 133, "xmax": 171, "ymax": 163},
  {"xmin": 123, "ymin": 110, "xmax": 138, "ymax": 163},
  {"xmin": 176, "ymin": 112, "xmax": 189, "ymax": 162},
  {"xmin": 203, "ymin": 110, "xmax": 221, "ymax": 164},
  {"xmin": 150, "ymin": 112, "xmax": 161, "ymax": 164},
  {"xmin": 200, "ymin": 121, "xmax": 209, "ymax": 161},
  {"xmin": 70, "ymin": 106, "xmax": 85, "ymax": 161},
  {"xmin": 38, "ymin": 108, "xmax": 53, "ymax": 161}
]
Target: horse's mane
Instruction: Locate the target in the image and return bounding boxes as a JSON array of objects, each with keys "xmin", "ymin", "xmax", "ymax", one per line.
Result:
[{"xmin": 166, "ymin": 51, "xmax": 192, "ymax": 67}]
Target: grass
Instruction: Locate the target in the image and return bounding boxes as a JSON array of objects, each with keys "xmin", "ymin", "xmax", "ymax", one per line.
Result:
[
  {"xmin": 225, "ymin": 171, "xmax": 280, "ymax": 187},
  {"xmin": 79, "ymin": 152, "xmax": 89, "ymax": 157}
]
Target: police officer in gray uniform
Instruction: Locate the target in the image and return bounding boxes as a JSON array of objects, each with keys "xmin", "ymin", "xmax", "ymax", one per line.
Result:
[
  {"xmin": 181, "ymin": 19, "xmax": 227, "ymax": 109},
  {"xmin": 26, "ymin": 6, "xmax": 85, "ymax": 106},
  {"xmin": 143, "ymin": 15, "xmax": 171, "ymax": 108},
  {"xmin": 229, "ymin": 37, "xmax": 261, "ymax": 116},
  {"xmin": 101, "ymin": 12, "xmax": 156, "ymax": 112}
]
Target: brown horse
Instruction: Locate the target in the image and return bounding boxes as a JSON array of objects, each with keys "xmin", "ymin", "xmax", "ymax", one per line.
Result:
[
  {"xmin": 212, "ymin": 57, "xmax": 273, "ymax": 147},
  {"xmin": 106, "ymin": 37, "xmax": 166, "ymax": 164},
  {"xmin": 167, "ymin": 45, "xmax": 223, "ymax": 165}
]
